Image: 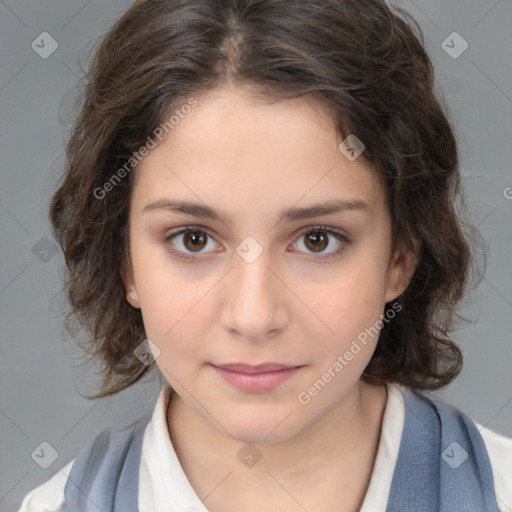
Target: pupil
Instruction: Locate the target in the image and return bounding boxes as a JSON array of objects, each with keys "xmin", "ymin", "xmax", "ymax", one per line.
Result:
[
  {"xmin": 185, "ymin": 231, "xmax": 206, "ymax": 251},
  {"xmin": 306, "ymin": 231, "xmax": 327, "ymax": 252}
]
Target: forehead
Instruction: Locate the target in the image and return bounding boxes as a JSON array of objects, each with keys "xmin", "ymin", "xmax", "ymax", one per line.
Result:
[{"xmin": 131, "ymin": 84, "xmax": 386, "ymax": 220}]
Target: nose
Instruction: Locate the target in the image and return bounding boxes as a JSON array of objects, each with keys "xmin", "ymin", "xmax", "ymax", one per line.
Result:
[{"xmin": 220, "ymin": 247, "xmax": 289, "ymax": 342}]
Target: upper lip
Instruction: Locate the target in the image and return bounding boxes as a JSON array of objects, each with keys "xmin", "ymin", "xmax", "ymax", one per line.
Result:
[{"xmin": 213, "ymin": 363, "xmax": 301, "ymax": 373}]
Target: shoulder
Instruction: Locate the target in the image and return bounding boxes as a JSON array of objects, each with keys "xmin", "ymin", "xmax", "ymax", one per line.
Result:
[
  {"xmin": 476, "ymin": 420, "xmax": 512, "ymax": 466},
  {"xmin": 417, "ymin": 390, "xmax": 512, "ymax": 509},
  {"xmin": 390, "ymin": 385, "xmax": 511, "ymax": 511},
  {"xmin": 17, "ymin": 418, "xmax": 150, "ymax": 512},
  {"xmin": 17, "ymin": 459, "xmax": 74, "ymax": 512},
  {"xmin": 426, "ymin": 391, "xmax": 512, "ymax": 512},
  {"xmin": 474, "ymin": 421, "xmax": 512, "ymax": 512}
]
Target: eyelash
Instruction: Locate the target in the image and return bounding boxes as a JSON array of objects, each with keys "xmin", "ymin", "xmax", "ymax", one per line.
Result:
[{"xmin": 163, "ymin": 225, "xmax": 351, "ymax": 262}]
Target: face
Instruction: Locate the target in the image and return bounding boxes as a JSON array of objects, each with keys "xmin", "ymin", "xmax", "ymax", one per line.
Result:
[{"xmin": 122, "ymin": 84, "xmax": 417, "ymax": 444}]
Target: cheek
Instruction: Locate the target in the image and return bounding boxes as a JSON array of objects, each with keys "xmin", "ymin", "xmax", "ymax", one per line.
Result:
[
  {"xmin": 138, "ymin": 278, "xmax": 211, "ymax": 346},
  {"xmin": 301, "ymin": 253, "xmax": 389, "ymax": 355},
  {"xmin": 130, "ymin": 244, "xmax": 214, "ymax": 354},
  {"xmin": 315, "ymin": 259, "xmax": 388, "ymax": 318},
  {"xmin": 138, "ymin": 280, "xmax": 213, "ymax": 380}
]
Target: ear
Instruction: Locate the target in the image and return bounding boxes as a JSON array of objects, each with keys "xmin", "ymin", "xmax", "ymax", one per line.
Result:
[
  {"xmin": 384, "ymin": 236, "xmax": 421, "ymax": 303},
  {"xmin": 121, "ymin": 261, "xmax": 141, "ymax": 309}
]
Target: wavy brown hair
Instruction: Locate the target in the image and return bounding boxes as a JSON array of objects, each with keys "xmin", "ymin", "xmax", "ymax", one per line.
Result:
[{"xmin": 49, "ymin": 0, "xmax": 483, "ymax": 399}]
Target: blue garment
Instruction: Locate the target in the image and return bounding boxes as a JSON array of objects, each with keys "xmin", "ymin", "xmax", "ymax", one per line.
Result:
[
  {"xmin": 387, "ymin": 389, "xmax": 499, "ymax": 511},
  {"xmin": 59, "ymin": 420, "xmax": 146, "ymax": 512},
  {"xmin": 59, "ymin": 387, "xmax": 500, "ymax": 512}
]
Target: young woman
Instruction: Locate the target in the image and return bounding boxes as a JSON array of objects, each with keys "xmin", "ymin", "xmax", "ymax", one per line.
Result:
[{"xmin": 19, "ymin": 0, "xmax": 512, "ymax": 510}]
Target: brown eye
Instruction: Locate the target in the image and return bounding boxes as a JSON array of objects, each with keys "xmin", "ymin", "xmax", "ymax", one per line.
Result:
[
  {"xmin": 304, "ymin": 231, "xmax": 329, "ymax": 252},
  {"xmin": 292, "ymin": 226, "xmax": 349, "ymax": 258},
  {"xmin": 183, "ymin": 230, "xmax": 208, "ymax": 252},
  {"xmin": 164, "ymin": 228, "xmax": 219, "ymax": 260}
]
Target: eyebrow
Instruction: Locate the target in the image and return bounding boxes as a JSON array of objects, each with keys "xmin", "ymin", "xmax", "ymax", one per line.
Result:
[{"xmin": 143, "ymin": 198, "xmax": 370, "ymax": 225}]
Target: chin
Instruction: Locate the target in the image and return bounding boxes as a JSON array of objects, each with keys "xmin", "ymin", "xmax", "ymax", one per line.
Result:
[
  {"xmin": 231, "ymin": 430, "xmax": 292, "ymax": 445},
  {"xmin": 219, "ymin": 417, "xmax": 300, "ymax": 445}
]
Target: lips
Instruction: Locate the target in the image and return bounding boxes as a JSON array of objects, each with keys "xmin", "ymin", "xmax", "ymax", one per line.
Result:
[
  {"xmin": 213, "ymin": 363, "xmax": 300, "ymax": 373},
  {"xmin": 211, "ymin": 363, "xmax": 304, "ymax": 392}
]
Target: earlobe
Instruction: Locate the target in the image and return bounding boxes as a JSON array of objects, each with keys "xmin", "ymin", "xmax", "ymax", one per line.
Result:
[
  {"xmin": 121, "ymin": 263, "xmax": 140, "ymax": 309},
  {"xmin": 384, "ymin": 237, "xmax": 421, "ymax": 303},
  {"xmin": 127, "ymin": 289, "xmax": 140, "ymax": 305}
]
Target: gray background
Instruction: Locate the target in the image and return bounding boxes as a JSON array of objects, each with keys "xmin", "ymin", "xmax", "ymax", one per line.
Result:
[{"xmin": 1, "ymin": 1, "xmax": 511, "ymax": 510}]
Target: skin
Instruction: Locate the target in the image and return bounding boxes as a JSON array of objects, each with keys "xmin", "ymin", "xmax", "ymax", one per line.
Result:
[{"xmin": 122, "ymin": 83, "xmax": 419, "ymax": 511}]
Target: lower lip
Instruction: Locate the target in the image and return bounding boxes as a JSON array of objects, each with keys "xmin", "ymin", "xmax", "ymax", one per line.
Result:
[{"xmin": 211, "ymin": 365, "xmax": 302, "ymax": 392}]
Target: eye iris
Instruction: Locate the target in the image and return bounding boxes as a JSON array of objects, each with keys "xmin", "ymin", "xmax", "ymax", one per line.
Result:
[
  {"xmin": 305, "ymin": 231, "xmax": 328, "ymax": 252},
  {"xmin": 184, "ymin": 231, "xmax": 207, "ymax": 252}
]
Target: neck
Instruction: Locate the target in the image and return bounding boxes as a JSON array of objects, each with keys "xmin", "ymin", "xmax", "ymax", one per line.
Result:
[{"xmin": 166, "ymin": 380, "xmax": 388, "ymax": 509}]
